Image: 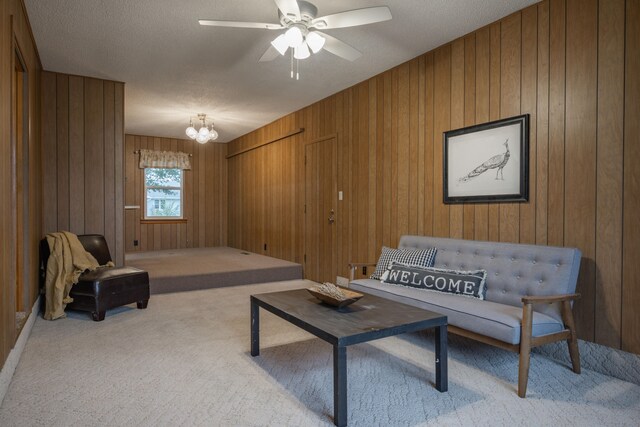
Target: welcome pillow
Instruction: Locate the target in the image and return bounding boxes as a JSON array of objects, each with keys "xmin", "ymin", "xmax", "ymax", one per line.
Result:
[
  {"xmin": 370, "ymin": 246, "xmax": 437, "ymax": 280},
  {"xmin": 380, "ymin": 261, "xmax": 487, "ymax": 300}
]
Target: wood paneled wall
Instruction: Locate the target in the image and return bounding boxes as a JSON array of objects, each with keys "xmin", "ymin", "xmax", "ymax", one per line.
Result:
[
  {"xmin": 124, "ymin": 135, "xmax": 227, "ymax": 252},
  {"xmin": 1, "ymin": 0, "xmax": 42, "ymax": 369},
  {"xmin": 227, "ymin": 0, "xmax": 640, "ymax": 354},
  {"xmin": 41, "ymin": 71, "xmax": 125, "ymax": 266}
]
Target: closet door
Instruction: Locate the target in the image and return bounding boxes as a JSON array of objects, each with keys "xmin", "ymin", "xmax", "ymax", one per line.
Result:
[{"xmin": 304, "ymin": 136, "xmax": 337, "ymax": 284}]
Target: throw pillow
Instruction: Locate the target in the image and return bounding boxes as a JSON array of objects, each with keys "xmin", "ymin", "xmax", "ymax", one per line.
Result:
[
  {"xmin": 370, "ymin": 246, "xmax": 437, "ymax": 280},
  {"xmin": 380, "ymin": 261, "xmax": 487, "ymax": 300}
]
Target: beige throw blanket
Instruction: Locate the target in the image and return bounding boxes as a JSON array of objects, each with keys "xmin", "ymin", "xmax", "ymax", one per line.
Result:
[{"xmin": 44, "ymin": 231, "xmax": 109, "ymax": 320}]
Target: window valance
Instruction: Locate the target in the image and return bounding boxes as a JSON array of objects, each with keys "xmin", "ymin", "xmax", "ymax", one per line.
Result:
[{"xmin": 138, "ymin": 149, "xmax": 191, "ymax": 170}]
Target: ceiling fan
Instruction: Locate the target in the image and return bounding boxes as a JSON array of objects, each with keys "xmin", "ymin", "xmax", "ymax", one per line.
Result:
[{"xmin": 199, "ymin": 0, "xmax": 392, "ymax": 67}]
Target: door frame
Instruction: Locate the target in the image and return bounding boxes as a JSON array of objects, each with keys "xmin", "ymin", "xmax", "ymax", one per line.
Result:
[{"xmin": 12, "ymin": 23, "xmax": 31, "ymax": 315}]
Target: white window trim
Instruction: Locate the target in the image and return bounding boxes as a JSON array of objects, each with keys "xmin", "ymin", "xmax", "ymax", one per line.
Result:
[{"xmin": 144, "ymin": 168, "xmax": 184, "ymax": 220}]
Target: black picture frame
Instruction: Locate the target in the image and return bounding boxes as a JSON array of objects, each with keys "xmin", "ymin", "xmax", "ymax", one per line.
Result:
[{"xmin": 443, "ymin": 114, "xmax": 529, "ymax": 204}]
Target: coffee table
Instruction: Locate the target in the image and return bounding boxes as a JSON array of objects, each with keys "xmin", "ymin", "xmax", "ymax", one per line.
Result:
[{"xmin": 250, "ymin": 288, "xmax": 448, "ymax": 426}]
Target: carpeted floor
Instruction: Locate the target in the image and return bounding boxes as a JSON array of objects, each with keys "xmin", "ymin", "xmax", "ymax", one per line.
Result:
[
  {"xmin": 125, "ymin": 247, "xmax": 302, "ymax": 294},
  {"xmin": 1, "ymin": 280, "xmax": 638, "ymax": 426}
]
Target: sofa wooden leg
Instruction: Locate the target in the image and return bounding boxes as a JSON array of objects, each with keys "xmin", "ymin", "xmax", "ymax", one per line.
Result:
[
  {"xmin": 137, "ymin": 299, "xmax": 149, "ymax": 309},
  {"xmin": 561, "ymin": 300, "xmax": 581, "ymax": 374},
  {"xmin": 518, "ymin": 303, "xmax": 533, "ymax": 398},
  {"xmin": 92, "ymin": 311, "xmax": 106, "ymax": 321}
]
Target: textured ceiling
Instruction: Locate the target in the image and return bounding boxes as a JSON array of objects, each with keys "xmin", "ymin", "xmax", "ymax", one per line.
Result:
[{"xmin": 24, "ymin": 0, "xmax": 537, "ymax": 142}]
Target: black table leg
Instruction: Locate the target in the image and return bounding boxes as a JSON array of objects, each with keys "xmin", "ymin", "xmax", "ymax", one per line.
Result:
[
  {"xmin": 251, "ymin": 298, "xmax": 259, "ymax": 357},
  {"xmin": 333, "ymin": 345, "xmax": 347, "ymax": 427},
  {"xmin": 435, "ymin": 324, "xmax": 448, "ymax": 392}
]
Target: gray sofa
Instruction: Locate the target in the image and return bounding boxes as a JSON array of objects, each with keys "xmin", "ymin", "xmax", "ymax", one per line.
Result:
[{"xmin": 348, "ymin": 235, "xmax": 582, "ymax": 397}]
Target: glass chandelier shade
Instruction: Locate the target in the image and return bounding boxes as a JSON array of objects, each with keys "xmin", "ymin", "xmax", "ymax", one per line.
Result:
[
  {"xmin": 185, "ymin": 120, "xmax": 198, "ymax": 139},
  {"xmin": 186, "ymin": 114, "xmax": 218, "ymax": 143}
]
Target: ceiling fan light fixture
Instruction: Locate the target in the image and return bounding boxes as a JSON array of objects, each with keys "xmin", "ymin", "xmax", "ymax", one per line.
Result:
[
  {"xmin": 271, "ymin": 34, "xmax": 289, "ymax": 55},
  {"xmin": 285, "ymin": 26, "xmax": 303, "ymax": 47},
  {"xmin": 313, "ymin": 20, "xmax": 327, "ymax": 29},
  {"xmin": 294, "ymin": 42, "xmax": 310, "ymax": 59},
  {"xmin": 306, "ymin": 31, "xmax": 325, "ymax": 53}
]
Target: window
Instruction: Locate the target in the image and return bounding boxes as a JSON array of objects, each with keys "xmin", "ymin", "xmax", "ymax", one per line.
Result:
[{"xmin": 144, "ymin": 168, "xmax": 183, "ymax": 219}]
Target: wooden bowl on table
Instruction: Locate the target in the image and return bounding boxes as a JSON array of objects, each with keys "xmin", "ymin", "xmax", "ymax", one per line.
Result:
[{"xmin": 307, "ymin": 284, "xmax": 363, "ymax": 308}]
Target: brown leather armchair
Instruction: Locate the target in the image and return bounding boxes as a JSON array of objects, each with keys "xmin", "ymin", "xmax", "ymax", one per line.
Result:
[{"xmin": 40, "ymin": 234, "xmax": 150, "ymax": 321}]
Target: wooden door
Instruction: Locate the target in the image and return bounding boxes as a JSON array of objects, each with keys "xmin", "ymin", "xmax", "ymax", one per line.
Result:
[{"xmin": 304, "ymin": 136, "xmax": 337, "ymax": 283}]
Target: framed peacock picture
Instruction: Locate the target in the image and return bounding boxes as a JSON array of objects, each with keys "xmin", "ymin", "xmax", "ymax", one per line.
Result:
[{"xmin": 443, "ymin": 114, "xmax": 529, "ymax": 204}]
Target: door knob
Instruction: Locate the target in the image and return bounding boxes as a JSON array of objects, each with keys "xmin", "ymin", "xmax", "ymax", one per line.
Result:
[{"xmin": 328, "ymin": 209, "xmax": 335, "ymax": 224}]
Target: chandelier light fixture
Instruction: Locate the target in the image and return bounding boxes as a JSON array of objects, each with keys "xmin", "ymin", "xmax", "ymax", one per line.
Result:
[{"xmin": 185, "ymin": 113, "xmax": 218, "ymax": 143}]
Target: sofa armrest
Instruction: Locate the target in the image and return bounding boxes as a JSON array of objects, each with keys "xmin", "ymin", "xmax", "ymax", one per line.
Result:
[
  {"xmin": 521, "ymin": 293, "xmax": 580, "ymax": 305},
  {"xmin": 348, "ymin": 262, "xmax": 377, "ymax": 281}
]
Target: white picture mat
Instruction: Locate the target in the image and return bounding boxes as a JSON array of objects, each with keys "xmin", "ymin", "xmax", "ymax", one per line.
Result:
[{"xmin": 447, "ymin": 123, "xmax": 521, "ymax": 198}]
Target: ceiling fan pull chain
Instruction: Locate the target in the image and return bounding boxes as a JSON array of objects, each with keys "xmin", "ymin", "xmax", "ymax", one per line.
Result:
[
  {"xmin": 290, "ymin": 49, "xmax": 294, "ymax": 79},
  {"xmin": 296, "ymin": 58, "xmax": 300, "ymax": 80}
]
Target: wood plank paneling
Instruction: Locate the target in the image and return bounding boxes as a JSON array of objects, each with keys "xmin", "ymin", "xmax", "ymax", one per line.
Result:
[
  {"xmin": 68, "ymin": 76, "xmax": 84, "ymax": 234},
  {"xmin": 103, "ymin": 81, "xmax": 116, "ymax": 260},
  {"xmin": 595, "ymin": 0, "xmax": 624, "ymax": 348},
  {"xmin": 55, "ymin": 74, "xmax": 69, "ymax": 231},
  {"xmin": 565, "ymin": 0, "xmax": 598, "ymax": 341},
  {"xmin": 520, "ymin": 6, "xmax": 537, "ymax": 245},
  {"xmin": 433, "ymin": 46, "xmax": 451, "ymax": 238},
  {"xmin": 123, "ymin": 134, "xmax": 227, "ymax": 251},
  {"xmin": 499, "ymin": 13, "xmax": 521, "ymax": 243},
  {"xmin": 41, "ymin": 72, "xmax": 57, "ymax": 234},
  {"xmin": 449, "ymin": 39, "xmax": 464, "ymax": 239},
  {"xmin": 83, "ymin": 78, "xmax": 104, "ymax": 236},
  {"xmin": 536, "ymin": 1, "xmax": 550, "ymax": 246},
  {"xmin": 114, "ymin": 83, "xmax": 124, "ymax": 261},
  {"xmin": 41, "ymin": 72, "xmax": 124, "ymax": 265},
  {"xmin": 623, "ymin": 0, "xmax": 640, "ymax": 354},
  {"xmin": 474, "ymin": 28, "xmax": 490, "ymax": 241},
  {"xmin": 2, "ymin": 0, "xmax": 42, "ymax": 369},
  {"xmin": 225, "ymin": 2, "xmax": 640, "ymax": 353},
  {"xmin": 424, "ymin": 54, "xmax": 435, "ymax": 238},
  {"xmin": 548, "ymin": 0, "xmax": 566, "ymax": 247},
  {"xmin": 463, "ymin": 35, "xmax": 476, "ymax": 241},
  {"xmin": 488, "ymin": 22, "xmax": 501, "ymax": 242}
]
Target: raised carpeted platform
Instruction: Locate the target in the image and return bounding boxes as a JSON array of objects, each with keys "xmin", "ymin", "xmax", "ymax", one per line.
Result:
[{"xmin": 125, "ymin": 247, "xmax": 302, "ymax": 294}]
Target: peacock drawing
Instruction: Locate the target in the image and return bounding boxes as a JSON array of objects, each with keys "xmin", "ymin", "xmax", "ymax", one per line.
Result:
[{"xmin": 458, "ymin": 139, "xmax": 510, "ymax": 183}]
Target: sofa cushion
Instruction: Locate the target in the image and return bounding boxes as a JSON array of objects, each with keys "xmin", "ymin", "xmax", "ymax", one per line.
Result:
[
  {"xmin": 349, "ymin": 279, "xmax": 563, "ymax": 345},
  {"xmin": 397, "ymin": 235, "xmax": 582, "ymax": 323},
  {"xmin": 370, "ymin": 246, "xmax": 436, "ymax": 280},
  {"xmin": 380, "ymin": 261, "xmax": 487, "ymax": 300}
]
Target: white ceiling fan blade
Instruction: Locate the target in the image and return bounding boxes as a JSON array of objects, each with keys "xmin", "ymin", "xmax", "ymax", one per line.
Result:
[
  {"xmin": 273, "ymin": 0, "xmax": 300, "ymax": 21},
  {"xmin": 199, "ymin": 20, "xmax": 283, "ymax": 30},
  {"xmin": 259, "ymin": 45, "xmax": 282, "ymax": 62},
  {"xmin": 311, "ymin": 6, "xmax": 392, "ymax": 29},
  {"xmin": 314, "ymin": 31, "xmax": 362, "ymax": 61}
]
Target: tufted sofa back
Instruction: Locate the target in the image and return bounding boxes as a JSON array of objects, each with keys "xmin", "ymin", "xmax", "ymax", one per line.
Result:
[{"xmin": 398, "ymin": 235, "xmax": 582, "ymax": 321}]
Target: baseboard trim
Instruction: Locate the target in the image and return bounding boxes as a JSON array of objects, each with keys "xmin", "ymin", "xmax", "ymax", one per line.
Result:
[{"xmin": 0, "ymin": 296, "xmax": 40, "ymax": 406}]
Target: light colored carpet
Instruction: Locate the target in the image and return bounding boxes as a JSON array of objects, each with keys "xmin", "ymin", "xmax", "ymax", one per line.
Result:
[
  {"xmin": 1, "ymin": 280, "xmax": 639, "ymax": 426},
  {"xmin": 125, "ymin": 247, "xmax": 302, "ymax": 294}
]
